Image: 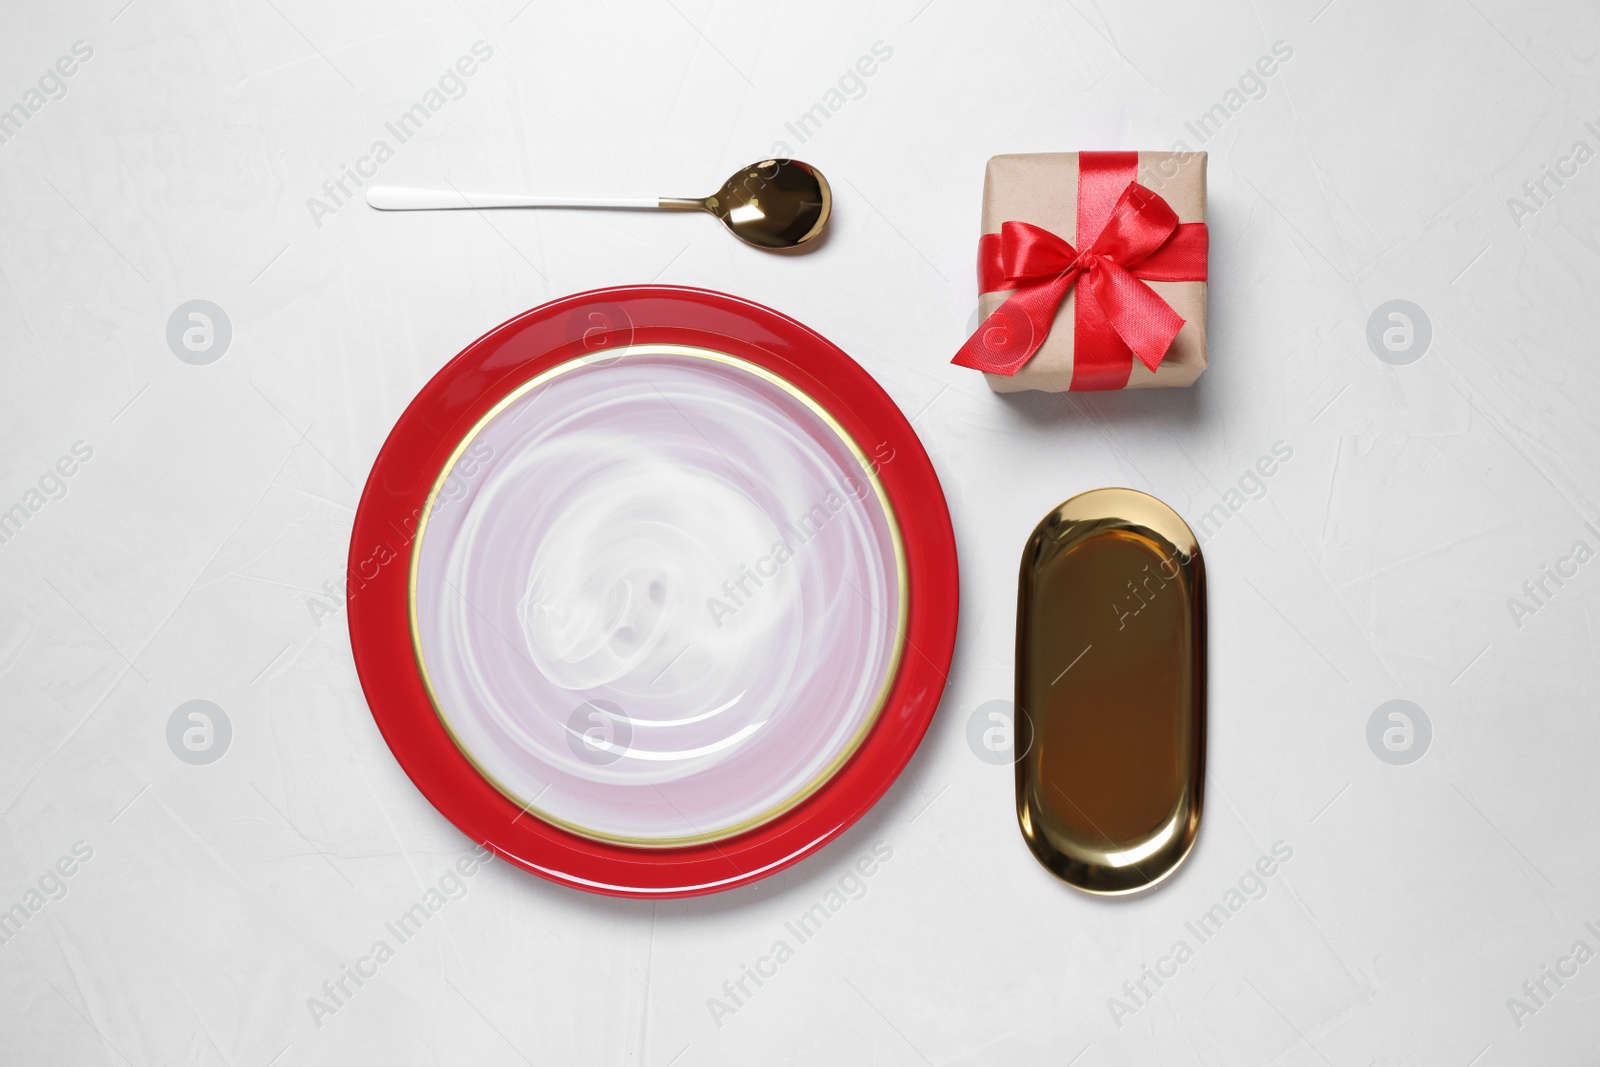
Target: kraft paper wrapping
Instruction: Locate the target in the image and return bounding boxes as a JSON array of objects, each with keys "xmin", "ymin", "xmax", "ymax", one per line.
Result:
[{"xmin": 977, "ymin": 151, "xmax": 1208, "ymax": 394}]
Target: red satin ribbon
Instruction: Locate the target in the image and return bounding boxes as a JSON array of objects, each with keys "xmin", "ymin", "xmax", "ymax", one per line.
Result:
[{"xmin": 952, "ymin": 152, "xmax": 1208, "ymax": 390}]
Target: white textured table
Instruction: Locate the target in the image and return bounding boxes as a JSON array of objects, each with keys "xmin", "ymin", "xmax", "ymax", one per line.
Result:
[{"xmin": 3, "ymin": 0, "xmax": 1597, "ymax": 1063}]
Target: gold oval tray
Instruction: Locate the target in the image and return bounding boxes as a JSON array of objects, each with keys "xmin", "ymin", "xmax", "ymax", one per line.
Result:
[{"xmin": 1014, "ymin": 488, "xmax": 1206, "ymax": 894}]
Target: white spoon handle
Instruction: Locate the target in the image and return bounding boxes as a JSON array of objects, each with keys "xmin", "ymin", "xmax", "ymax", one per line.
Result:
[{"xmin": 365, "ymin": 187, "xmax": 665, "ymax": 210}]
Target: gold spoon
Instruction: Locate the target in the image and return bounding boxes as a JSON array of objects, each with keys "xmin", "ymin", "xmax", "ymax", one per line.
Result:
[{"xmin": 365, "ymin": 159, "xmax": 831, "ymax": 250}]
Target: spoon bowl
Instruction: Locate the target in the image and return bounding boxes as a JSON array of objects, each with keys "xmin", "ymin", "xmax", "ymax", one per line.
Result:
[{"xmin": 662, "ymin": 159, "xmax": 832, "ymax": 249}]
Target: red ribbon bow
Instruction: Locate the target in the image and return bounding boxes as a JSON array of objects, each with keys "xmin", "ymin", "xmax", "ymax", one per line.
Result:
[{"xmin": 952, "ymin": 152, "xmax": 1208, "ymax": 390}]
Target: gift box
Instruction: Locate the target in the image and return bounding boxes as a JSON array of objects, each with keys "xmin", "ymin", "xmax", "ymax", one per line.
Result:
[{"xmin": 953, "ymin": 151, "xmax": 1209, "ymax": 393}]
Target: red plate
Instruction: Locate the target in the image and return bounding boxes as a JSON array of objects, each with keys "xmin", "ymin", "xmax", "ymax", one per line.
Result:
[{"xmin": 348, "ymin": 285, "xmax": 958, "ymax": 897}]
